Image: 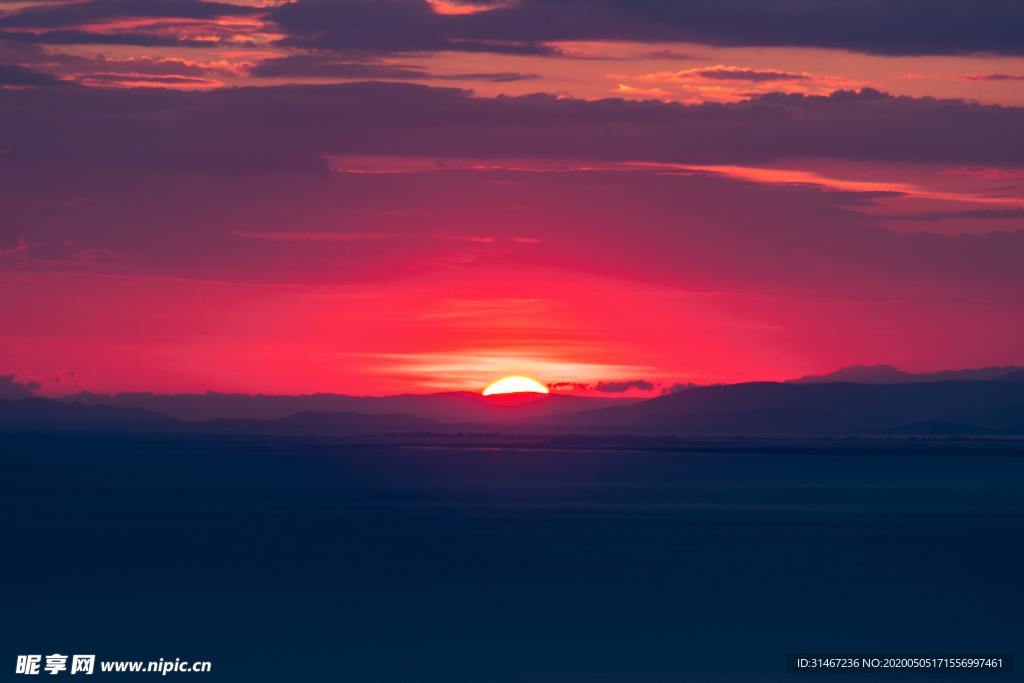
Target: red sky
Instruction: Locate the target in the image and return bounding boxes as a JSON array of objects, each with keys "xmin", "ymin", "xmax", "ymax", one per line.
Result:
[{"xmin": 2, "ymin": 0, "xmax": 1024, "ymax": 396}]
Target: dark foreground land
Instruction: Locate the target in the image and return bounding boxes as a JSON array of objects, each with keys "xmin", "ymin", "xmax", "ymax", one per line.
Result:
[{"xmin": 3, "ymin": 432, "xmax": 1023, "ymax": 682}]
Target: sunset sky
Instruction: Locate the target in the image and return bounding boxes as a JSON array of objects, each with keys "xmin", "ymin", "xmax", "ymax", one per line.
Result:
[{"xmin": 2, "ymin": 0, "xmax": 1024, "ymax": 396}]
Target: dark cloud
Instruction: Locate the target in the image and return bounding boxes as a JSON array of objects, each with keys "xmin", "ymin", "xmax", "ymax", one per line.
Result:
[
  {"xmin": 80, "ymin": 57, "xmax": 210, "ymax": 77},
  {"xmin": 251, "ymin": 55, "xmax": 432, "ymax": 80},
  {"xmin": 249, "ymin": 54, "xmax": 537, "ymax": 82},
  {"xmin": 637, "ymin": 49, "xmax": 697, "ymax": 61},
  {"xmin": 0, "ymin": 62, "xmax": 66, "ymax": 86},
  {"xmin": 3, "ymin": 82, "xmax": 1024, "ymax": 174},
  {"xmin": 0, "ymin": 0, "xmax": 257, "ymax": 29},
  {"xmin": 270, "ymin": 0, "xmax": 1024, "ymax": 56},
  {"xmin": 886, "ymin": 208, "xmax": 1024, "ymax": 221},
  {"xmin": 0, "ymin": 28, "xmax": 241, "ymax": 47},
  {"xmin": 270, "ymin": 0, "xmax": 556, "ymax": 55},
  {"xmin": 0, "ymin": 0, "xmax": 262, "ymax": 48},
  {"xmin": 548, "ymin": 381, "xmax": 591, "ymax": 391},
  {"xmin": 2, "ymin": 0, "xmax": 1021, "ymax": 56},
  {"xmin": 595, "ymin": 379, "xmax": 654, "ymax": 393},
  {"xmin": 963, "ymin": 73, "xmax": 1024, "ymax": 81},
  {"xmin": 76, "ymin": 73, "xmax": 219, "ymax": 86},
  {"xmin": 551, "ymin": 379, "xmax": 662, "ymax": 392},
  {"xmin": 2, "ymin": 47, "xmax": 226, "ymax": 82},
  {"xmin": 442, "ymin": 71, "xmax": 538, "ymax": 82},
  {"xmin": 0, "ymin": 374, "xmax": 40, "ymax": 400},
  {"xmin": 693, "ymin": 68, "xmax": 809, "ymax": 82}
]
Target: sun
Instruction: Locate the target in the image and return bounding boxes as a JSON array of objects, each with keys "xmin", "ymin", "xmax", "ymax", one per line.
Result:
[{"xmin": 482, "ymin": 376, "xmax": 550, "ymax": 396}]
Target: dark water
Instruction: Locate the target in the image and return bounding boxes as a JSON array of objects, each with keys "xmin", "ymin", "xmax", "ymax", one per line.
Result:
[{"xmin": 3, "ymin": 433, "xmax": 1023, "ymax": 682}]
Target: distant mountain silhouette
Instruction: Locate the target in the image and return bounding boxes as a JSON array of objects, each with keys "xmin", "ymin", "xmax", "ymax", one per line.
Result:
[
  {"xmin": 996, "ymin": 368, "xmax": 1024, "ymax": 383},
  {"xmin": 552, "ymin": 380, "xmax": 1024, "ymax": 435},
  {"xmin": 0, "ymin": 399, "xmax": 465, "ymax": 435},
  {"xmin": 8, "ymin": 379, "xmax": 1024, "ymax": 436},
  {"xmin": 789, "ymin": 364, "xmax": 1022, "ymax": 384},
  {"xmin": 62, "ymin": 391, "xmax": 639, "ymax": 423},
  {"xmin": 0, "ymin": 397, "xmax": 176, "ymax": 431}
]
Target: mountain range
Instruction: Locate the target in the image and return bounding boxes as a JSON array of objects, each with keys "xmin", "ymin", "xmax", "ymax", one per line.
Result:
[
  {"xmin": 788, "ymin": 364, "xmax": 1023, "ymax": 384},
  {"xmin": 3, "ymin": 365, "xmax": 1023, "ymax": 436},
  {"xmin": 60, "ymin": 390, "xmax": 640, "ymax": 422},
  {"xmin": 552, "ymin": 378, "xmax": 1024, "ymax": 435}
]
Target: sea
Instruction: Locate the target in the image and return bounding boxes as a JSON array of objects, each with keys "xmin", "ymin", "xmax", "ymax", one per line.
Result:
[{"xmin": 3, "ymin": 432, "xmax": 1023, "ymax": 682}]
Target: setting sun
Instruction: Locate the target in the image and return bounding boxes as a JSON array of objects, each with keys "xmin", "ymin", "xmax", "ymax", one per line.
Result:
[{"xmin": 482, "ymin": 376, "xmax": 550, "ymax": 396}]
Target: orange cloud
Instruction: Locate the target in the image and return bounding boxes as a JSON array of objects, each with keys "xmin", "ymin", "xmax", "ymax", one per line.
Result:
[
  {"xmin": 644, "ymin": 163, "xmax": 1024, "ymax": 208},
  {"xmin": 426, "ymin": 0, "xmax": 513, "ymax": 15},
  {"xmin": 617, "ymin": 64, "xmax": 869, "ymax": 102}
]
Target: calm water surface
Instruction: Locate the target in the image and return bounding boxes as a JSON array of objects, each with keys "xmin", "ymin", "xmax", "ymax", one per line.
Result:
[{"xmin": 3, "ymin": 433, "xmax": 1023, "ymax": 682}]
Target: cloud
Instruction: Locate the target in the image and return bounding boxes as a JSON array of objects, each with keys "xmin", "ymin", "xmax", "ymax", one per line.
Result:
[
  {"xmin": 66, "ymin": 55, "xmax": 239, "ymax": 78},
  {"xmin": 2, "ymin": 81, "xmax": 1023, "ymax": 307},
  {"xmin": 594, "ymin": 379, "xmax": 654, "ymax": 393},
  {"xmin": 269, "ymin": 0, "xmax": 1024, "ymax": 56},
  {"xmin": 0, "ymin": 63, "xmax": 67, "ymax": 86},
  {"xmin": 4, "ymin": 83, "xmax": 1024, "ymax": 175},
  {"xmin": 0, "ymin": 28, "xmax": 242, "ymax": 47},
  {"xmin": 0, "ymin": 47, "xmax": 253, "ymax": 88},
  {"xmin": 444, "ymin": 71, "xmax": 537, "ymax": 82},
  {"xmin": 249, "ymin": 54, "xmax": 538, "ymax": 82},
  {"xmin": 962, "ymin": 73, "xmax": 1024, "ymax": 81},
  {"xmin": 884, "ymin": 208, "xmax": 1024, "ymax": 222},
  {"xmin": 231, "ymin": 230, "xmax": 395, "ymax": 241},
  {"xmin": 0, "ymin": 235, "xmax": 127, "ymax": 269},
  {"xmin": 548, "ymin": 381, "xmax": 590, "ymax": 391},
  {"xmin": 0, "ymin": 0, "xmax": 269, "ymax": 48},
  {"xmin": 270, "ymin": 0, "xmax": 556, "ymax": 55},
  {"xmin": 425, "ymin": 0, "xmax": 513, "ymax": 15},
  {"xmin": 548, "ymin": 379, "xmax": 661, "ymax": 393},
  {"xmin": 682, "ymin": 67, "xmax": 810, "ymax": 82},
  {"xmin": 663, "ymin": 163, "xmax": 1024, "ymax": 207},
  {"xmin": 0, "ymin": 237, "xmax": 30, "ymax": 260},
  {"xmin": 250, "ymin": 55, "xmax": 432, "ymax": 79},
  {"xmin": 0, "ymin": 373, "xmax": 40, "ymax": 400},
  {"xmin": 76, "ymin": 73, "xmax": 223, "ymax": 88},
  {"xmin": 0, "ymin": 0, "xmax": 259, "ymax": 30},
  {"xmin": 3, "ymin": 0, "xmax": 1023, "ymax": 57},
  {"xmin": 619, "ymin": 65, "xmax": 866, "ymax": 102}
]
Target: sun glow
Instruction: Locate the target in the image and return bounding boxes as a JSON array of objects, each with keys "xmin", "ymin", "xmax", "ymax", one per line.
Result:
[{"xmin": 482, "ymin": 375, "xmax": 550, "ymax": 396}]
